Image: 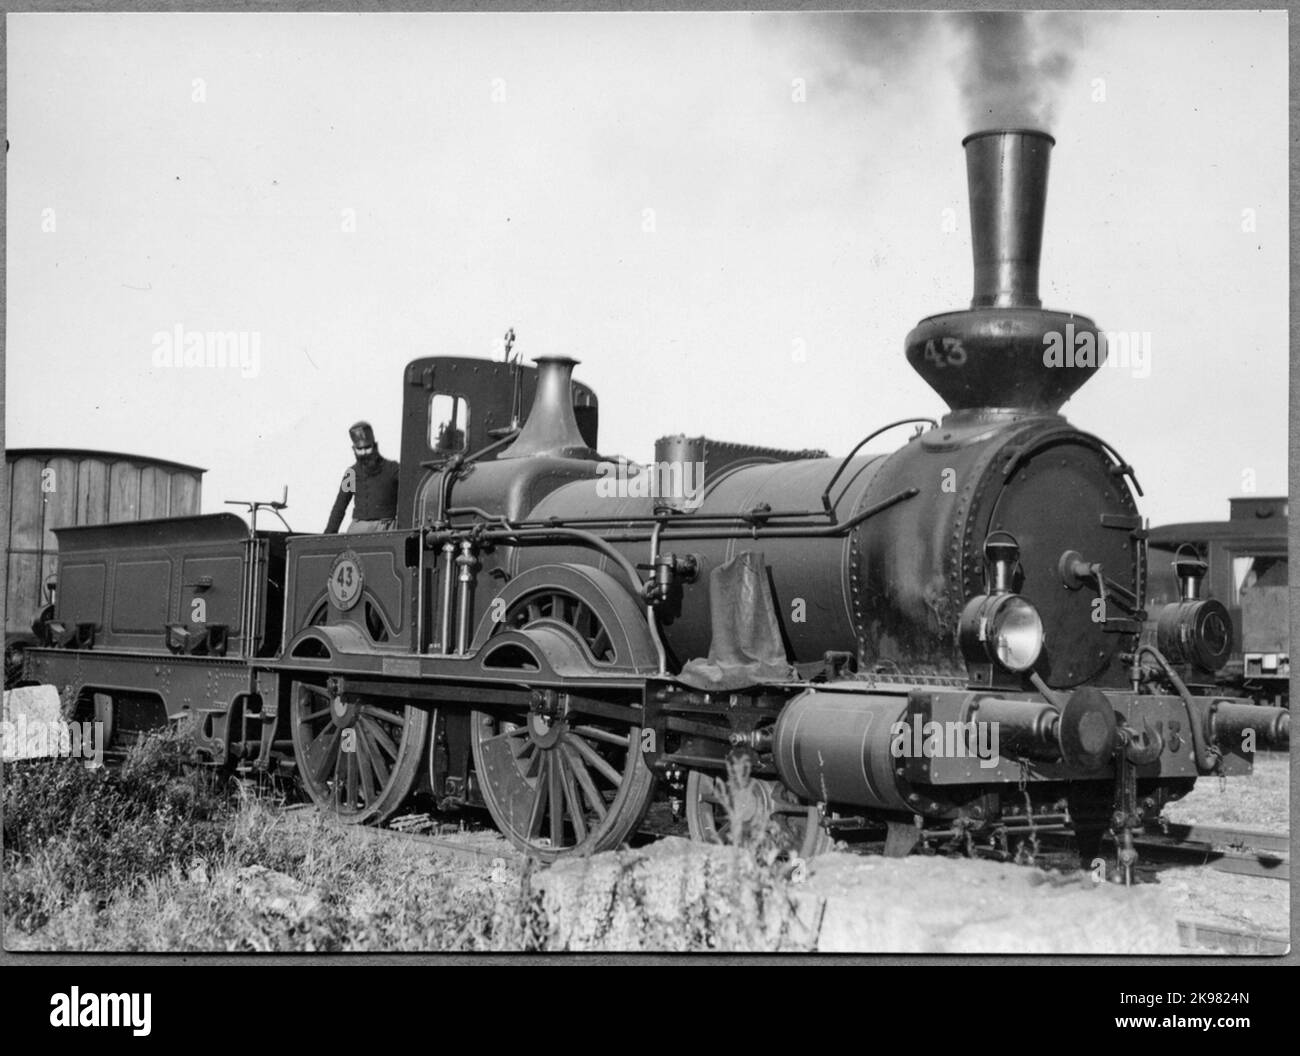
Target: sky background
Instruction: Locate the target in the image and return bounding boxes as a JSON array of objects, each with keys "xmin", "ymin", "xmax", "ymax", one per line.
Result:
[{"xmin": 5, "ymin": 10, "xmax": 1288, "ymax": 533}]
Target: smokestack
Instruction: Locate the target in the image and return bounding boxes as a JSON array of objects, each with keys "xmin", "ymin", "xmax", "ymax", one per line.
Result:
[
  {"xmin": 964, "ymin": 129, "xmax": 1053, "ymax": 308},
  {"xmin": 500, "ymin": 356, "xmax": 593, "ymax": 459},
  {"xmin": 905, "ymin": 129, "xmax": 1104, "ymax": 415}
]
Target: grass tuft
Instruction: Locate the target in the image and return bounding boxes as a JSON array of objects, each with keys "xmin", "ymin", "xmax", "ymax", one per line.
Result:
[{"xmin": 5, "ymin": 731, "xmax": 822, "ymax": 952}]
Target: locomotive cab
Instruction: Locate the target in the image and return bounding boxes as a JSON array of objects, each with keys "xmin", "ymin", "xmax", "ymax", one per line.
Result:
[{"xmin": 395, "ymin": 355, "xmax": 599, "ymax": 529}]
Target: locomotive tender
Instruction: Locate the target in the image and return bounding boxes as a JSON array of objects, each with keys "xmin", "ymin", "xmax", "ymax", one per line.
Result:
[{"xmin": 21, "ymin": 129, "xmax": 1289, "ymax": 869}]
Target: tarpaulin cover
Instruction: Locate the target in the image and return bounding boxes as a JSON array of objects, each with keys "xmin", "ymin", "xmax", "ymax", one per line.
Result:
[{"xmin": 677, "ymin": 551, "xmax": 796, "ymax": 691}]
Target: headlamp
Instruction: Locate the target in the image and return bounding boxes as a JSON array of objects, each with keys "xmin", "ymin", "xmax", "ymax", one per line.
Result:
[
  {"xmin": 1156, "ymin": 546, "xmax": 1232, "ymax": 673},
  {"xmin": 961, "ymin": 592, "xmax": 1045, "ymax": 673},
  {"xmin": 958, "ymin": 532, "xmax": 1045, "ymax": 677}
]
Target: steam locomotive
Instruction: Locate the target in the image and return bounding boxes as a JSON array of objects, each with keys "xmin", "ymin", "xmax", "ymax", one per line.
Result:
[
  {"xmin": 19, "ymin": 129, "xmax": 1289, "ymax": 872},
  {"xmin": 1145, "ymin": 497, "xmax": 1289, "ymax": 709}
]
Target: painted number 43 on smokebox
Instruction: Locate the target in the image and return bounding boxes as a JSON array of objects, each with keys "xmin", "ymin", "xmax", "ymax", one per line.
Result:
[{"xmin": 923, "ymin": 337, "xmax": 967, "ymax": 368}]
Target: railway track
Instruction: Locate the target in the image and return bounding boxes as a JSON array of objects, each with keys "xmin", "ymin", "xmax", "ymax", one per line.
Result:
[
  {"xmin": 296, "ymin": 800, "xmax": 1290, "ymax": 886},
  {"xmin": 1124, "ymin": 821, "xmax": 1289, "ymax": 881},
  {"xmin": 1176, "ymin": 920, "xmax": 1290, "ymax": 956},
  {"xmin": 127, "ymin": 757, "xmax": 1300, "ymax": 886},
  {"xmin": 280, "ymin": 805, "xmax": 522, "ymax": 872}
]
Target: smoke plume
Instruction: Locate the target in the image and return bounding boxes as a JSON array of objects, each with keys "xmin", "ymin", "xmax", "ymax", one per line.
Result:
[
  {"xmin": 761, "ymin": 11, "xmax": 1086, "ymax": 133},
  {"xmin": 951, "ymin": 12, "xmax": 1081, "ymax": 130}
]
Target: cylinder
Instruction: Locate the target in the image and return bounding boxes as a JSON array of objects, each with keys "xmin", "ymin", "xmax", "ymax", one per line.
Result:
[
  {"xmin": 963, "ymin": 129, "xmax": 1055, "ymax": 309},
  {"xmin": 771, "ymin": 689, "xmax": 912, "ymax": 811}
]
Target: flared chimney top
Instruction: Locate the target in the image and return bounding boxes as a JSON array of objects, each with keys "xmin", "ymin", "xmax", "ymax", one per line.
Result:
[
  {"xmin": 905, "ymin": 129, "xmax": 1105, "ymax": 416},
  {"xmin": 499, "ymin": 356, "xmax": 593, "ymax": 459}
]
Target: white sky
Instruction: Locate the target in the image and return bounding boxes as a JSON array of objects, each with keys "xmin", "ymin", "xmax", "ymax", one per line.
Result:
[{"xmin": 5, "ymin": 11, "xmax": 1288, "ymax": 532}]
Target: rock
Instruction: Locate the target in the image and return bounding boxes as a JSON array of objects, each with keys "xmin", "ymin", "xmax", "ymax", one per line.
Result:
[
  {"xmin": 533, "ymin": 839, "xmax": 1181, "ymax": 953},
  {"xmin": 230, "ymin": 865, "xmax": 322, "ymax": 920},
  {"xmin": 535, "ymin": 837, "xmax": 821, "ymax": 951},
  {"xmin": 802, "ymin": 853, "xmax": 1182, "ymax": 953},
  {"xmin": 1, "ymin": 685, "xmax": 70, "ymax": 760}
]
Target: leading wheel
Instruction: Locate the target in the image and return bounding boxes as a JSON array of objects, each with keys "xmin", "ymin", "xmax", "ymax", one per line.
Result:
[
  {"xmin": 685, "ymin": 769, "xmax": 831, "ymax": 860},
  {"xmin": 469, "ymin": 566, "xmax": 658, "ymax": 862},
  {"xmin": 291, "ymin": 680, "xmax": 429, "ymax": 825}
]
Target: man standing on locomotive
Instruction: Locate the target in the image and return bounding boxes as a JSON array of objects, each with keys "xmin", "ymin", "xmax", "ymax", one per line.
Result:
[{"xmin": 324, "ymin": 421, "xmax": 400, "ymax": 533}]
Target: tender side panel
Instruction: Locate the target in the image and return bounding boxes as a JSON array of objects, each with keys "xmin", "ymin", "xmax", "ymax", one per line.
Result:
[
  {"xmin": 112, "ymin": 558, "xmax": 173, "ymax": 636},
  {"xmin": 49, "ymin": 515, "xmax": 276, "ymax": 656}
]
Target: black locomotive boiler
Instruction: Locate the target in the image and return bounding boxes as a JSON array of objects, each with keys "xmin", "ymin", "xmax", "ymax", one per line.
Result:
[{"xmin": 21, "ymin": 129, "xmax": 1289, "ymax": 870}]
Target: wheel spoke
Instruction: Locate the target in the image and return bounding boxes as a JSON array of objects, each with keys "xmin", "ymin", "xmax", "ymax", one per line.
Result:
[
  {"xmin": 360, "ymin": 714, "xmax": 401, "ymax": 762},
  {"xmin": 561, "ymin": 742, "xmax": 607, "ymax": 820},
  {"xmin": 305, "ymin": 724, "xmax": 341, "ymax": 785},
  {"xmin": 589, "ymin": 628, "xmax": 611, "ymax": 661},
  {"xmin": 366, "ymin": 725, "xmax": 393, "ymax": 787},
  {"xmin": 557, "ymin": 753, "xmax": 588, "ymax": 843},
  {"xmin": 354, "ymin": 726, "xmax": 379, "ymax": 802},
  {"xmin": 479, "ymin": 724, "xmax": 526, "ymax": 746},
  {"xmin": 570, "ymin": 724, "xmax": 629, "ymax": 748},
  {"xmin": 568, "ymin": 730, "xmax": 623, "ymax": 787},
  {"xmin": 526, "ymin": 756, "xmax": 550, "ymax": 838},
  {"xmin": 573, "ymin": 605, "xmax": 594, "ymax": 641},
  {"xmin": 360, "ymin": 704, "xmax": 406, "ymax": 730},
  {"xmin": 549, "ymin": 754, "xmax": 565, "ymax": 847}
]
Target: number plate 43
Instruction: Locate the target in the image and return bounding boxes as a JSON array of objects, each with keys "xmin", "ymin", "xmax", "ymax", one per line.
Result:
[
  {"xmin": 328, "ymin": 550, "xmax": 365, "ymax": 610},
  {"xmin": 923, "ymin": 337, "xmax": 967, "ymax": 368}
]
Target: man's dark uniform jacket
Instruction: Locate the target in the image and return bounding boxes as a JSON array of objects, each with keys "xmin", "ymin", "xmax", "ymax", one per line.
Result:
[{"xmin": 325, "ymin": 454, "xmax": 400, "ymax": 533}]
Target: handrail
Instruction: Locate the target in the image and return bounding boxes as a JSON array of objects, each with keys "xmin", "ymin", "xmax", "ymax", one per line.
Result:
[{"xmin": 820, "ymin": 418, "xmax": 936, "ymax": 517}]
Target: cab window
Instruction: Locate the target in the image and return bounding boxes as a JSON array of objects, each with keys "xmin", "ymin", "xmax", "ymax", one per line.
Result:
[{"xmin": 430, "ymin": 394, "xmax": 469, "ymax": 453}]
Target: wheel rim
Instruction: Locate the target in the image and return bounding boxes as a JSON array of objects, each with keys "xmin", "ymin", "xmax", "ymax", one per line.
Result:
[
  {"xmin": 470, "ymin": 584, "xmax": 654, "ymax": 860},
  {"xmin": 685, "ymin": 770, "xmax": 829, "ymax": 859},
  {"xmin": 291, "ymin": 681, "xmax": 429, "ymax": 824},
  {"xmin": 498, "ymin": 589, "xmax": 617, "ymax": 664}
]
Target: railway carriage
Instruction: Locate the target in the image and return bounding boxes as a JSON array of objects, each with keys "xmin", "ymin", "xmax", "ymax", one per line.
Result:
[{"xmin": 16, "ymin": 130, "xmax": 1289, "ymax": 876}]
